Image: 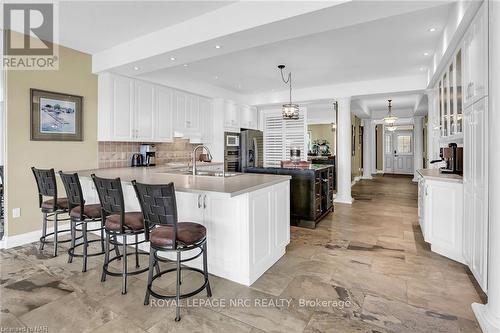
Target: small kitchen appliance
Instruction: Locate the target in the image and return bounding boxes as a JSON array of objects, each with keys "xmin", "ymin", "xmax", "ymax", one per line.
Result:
[
  {"xmin": 140, "ymin": 144, "xmax": 156, "ymax": 166},
  {"xmin": 131, "ymin": 153, "xmax": 144, "ymax": 167}
]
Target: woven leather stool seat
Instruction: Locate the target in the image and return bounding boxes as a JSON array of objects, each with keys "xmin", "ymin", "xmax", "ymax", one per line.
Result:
[
  {"xmin": 42, "ymin": 198, "xmax": 69, "ymax": 210},
  {"xmin": 105, "ymin": 212, "xmax": 144, "ymax": 231},
  {"xmin": 70, "ymin": 204, "xmax": 102, "ymax": 219},
  {"xmin": 150, "ymin": 223, "xmax": 206, "ymax": 247}
]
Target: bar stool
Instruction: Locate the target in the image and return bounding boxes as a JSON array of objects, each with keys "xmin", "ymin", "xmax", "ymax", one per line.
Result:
[
  {"xmin": 132, "ymin": 181, "xmax": 211, "ymax": 322},
  {"xmin": 92, "ymin": 174, "xmax": 153, "ymax": 294},
  {"xmin": 31, "ymin": 167, "xmax": 71, "ymax": 257},
  {"xmin": 59, "ymin": 171, "xmax": 107, "ymax": 272}
]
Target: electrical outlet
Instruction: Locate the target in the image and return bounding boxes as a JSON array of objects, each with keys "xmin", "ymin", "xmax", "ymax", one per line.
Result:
[{"xmin": 12, "ymin": 208, "xmax": 21, "ymax": 218}]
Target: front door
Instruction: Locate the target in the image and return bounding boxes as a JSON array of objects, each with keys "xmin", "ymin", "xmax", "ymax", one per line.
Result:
[{"xmin": 384, "ymin": 130, "xmax": 414, "ymax": 174}]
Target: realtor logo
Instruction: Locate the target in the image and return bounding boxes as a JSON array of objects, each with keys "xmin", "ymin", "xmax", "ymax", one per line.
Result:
[{"xmin": 3, "ymin": 3, "xmax": 58, "ymax": 70}]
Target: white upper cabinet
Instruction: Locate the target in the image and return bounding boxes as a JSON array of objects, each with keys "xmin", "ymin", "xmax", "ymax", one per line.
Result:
[
  {"xmin": 134, "ymin": 80, "xmax": 155, "ymax": 141},
  {"xmin": 98, "ymin": 73, "xmax": 134, "ymax": 141},
  {"xmin": 98, "ymin": 72, "xmax": 213, "ymax": 143},
  {"xmin": 224, "ymin": 100, "xmax": 240, "ymax": 132},
  {"xmin": 173, "ymin": 90, "xmax": 187, "ymax": 134},
  {"xmin": 240, "ymin": 105, "xmax": 258, "ymax": 130},
  {"xmin": 463, "ymin": 2, "xmax": 488, "ymax": 107},
  {"xmin": 155, "ymin": 86, "xmax": 173, "ymax": 142},
  {"xmin": 199, "ymin": 97, "xmax": 213, "ymax": 143},
  {"xmin": 186, "ymin": 93, "xmax": 200, "ymax": 133}
]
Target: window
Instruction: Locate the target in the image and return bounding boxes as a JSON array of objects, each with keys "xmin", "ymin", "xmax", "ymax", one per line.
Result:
[
  {"xmin": 397, "ymin": 135, "xmax": 412, "ymax": 154},
  {"xmin": 385, "ymin": 135, "xmax": 392, "ymax": 154}
]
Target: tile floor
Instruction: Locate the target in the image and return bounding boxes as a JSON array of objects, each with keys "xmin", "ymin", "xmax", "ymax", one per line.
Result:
[{"xmin": 0, "ymin": 175, "xmax": 484, "ymax": 332}]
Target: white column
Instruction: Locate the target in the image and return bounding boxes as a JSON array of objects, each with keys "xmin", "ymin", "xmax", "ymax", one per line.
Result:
[
  {"xmin": 362, "ymin": 119, "xmax": 373, "ymax": 179},
  {"xmin": 413, "ymin": 116, "xmax": 423, "ymax": 181},
  {"xmin": 472, "ymin": 1, "xmax": 500, "ymax": 332},
  {"xmin": 334, "ymin": 97, "xmax": 353, "ymax": 204}
]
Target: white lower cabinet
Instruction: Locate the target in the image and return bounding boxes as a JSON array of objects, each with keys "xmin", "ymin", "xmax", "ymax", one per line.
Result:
[
  {"xmin": 172, "ymin": 181, "xmax": 290, "ymax": 285},
  {"xmin": 417, "ymin": 172, "xmax": 465, "ymax": 264},
  {"xmin": 423, "ymin": 179, "xmax": 464, "ymax": 264}
]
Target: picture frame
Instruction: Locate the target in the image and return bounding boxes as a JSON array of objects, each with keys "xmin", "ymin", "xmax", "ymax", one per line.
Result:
[{"xmin": 30, "ymin": 88, "xmax": 83, "ymax": 141}]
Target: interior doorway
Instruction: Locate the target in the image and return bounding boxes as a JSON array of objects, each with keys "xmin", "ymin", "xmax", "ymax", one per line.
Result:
[{"xmin": 384, "ymin": 129, "xmax": 414, "ymax": 175}]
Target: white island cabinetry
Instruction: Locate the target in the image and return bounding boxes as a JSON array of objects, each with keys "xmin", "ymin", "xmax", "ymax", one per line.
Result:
[{"xmin": 78, "ymin": 167, "xmax": 290, "ymax": 286}]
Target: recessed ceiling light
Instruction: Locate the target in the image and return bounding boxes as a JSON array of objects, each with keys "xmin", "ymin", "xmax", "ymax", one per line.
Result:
[
  {"xmin": 429, "ymin": 27, "xmax": 436, "ymax": 32},
  {"xmin": 215, "ymin": 45, "xmax": 221, "ymax": 49},
  {"xmin": 423, "ymin": 52, "xmax": 430, "ymax": 56},
  {"xmin": 214, "ymin": 75, "xmax": 219, "ymax": 80},
  {"xmin": 183, "ymin": 64, "xmax": 188, "ymax": 67},
  {"xmin": 419, "ymin": 67, "xmax": 426, "ymax": 71},
  {"xmin": 133, "ymin": 66, "xmax": 140, "ymax": 71},
  {"xmin": 170, "ymin": 57, "xmax": 176, "ymax": 61}
]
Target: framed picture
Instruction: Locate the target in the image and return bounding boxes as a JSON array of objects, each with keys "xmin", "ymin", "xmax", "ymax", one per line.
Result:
[{"xmin": 30, "ymin": 88, "xmax": 83, "ymax": 141}]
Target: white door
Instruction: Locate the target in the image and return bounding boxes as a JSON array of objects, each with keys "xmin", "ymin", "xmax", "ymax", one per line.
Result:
[{"xmin": 384, "ymin": 130, "xmax": 414, "ymax": 174}]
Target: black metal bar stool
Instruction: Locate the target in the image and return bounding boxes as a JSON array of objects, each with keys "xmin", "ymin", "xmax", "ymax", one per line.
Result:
[
  {"xmin": 132, "ymin": 181, "xmax": 211, "ymax": 322},
  {"xmin": 59, "ymin": 171, "xmax": 107, "ymax": 272},
  {"xmin": 31, "ymin": 167, "xmax": 71, "ymax": 257},
  {"xmin": 92, "ymin": 174, "xmax": 154, "ymax": 294}
]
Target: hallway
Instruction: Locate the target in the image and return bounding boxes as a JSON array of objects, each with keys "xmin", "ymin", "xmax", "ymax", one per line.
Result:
[{"xmin": 0, "ymin": 176, "xmax": 484, "ymax": 332}]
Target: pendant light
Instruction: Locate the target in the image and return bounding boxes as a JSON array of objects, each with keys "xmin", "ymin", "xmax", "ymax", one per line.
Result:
[
  {"xmin": 278, "ymin": 65, "xmax": 299, "ymax": 120},
  {"xmin": 383, "ymin": 99, "xmax": 398, "ymax": 124},
  {"xmin": 386, "ymin": 125, "xmax": 397, "ymax": 132}
]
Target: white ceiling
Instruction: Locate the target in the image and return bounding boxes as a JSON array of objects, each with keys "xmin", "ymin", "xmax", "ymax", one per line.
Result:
[
  {"xmin": 58, "ymin": 1, "xmax": 232, "ymax": 54},
  {"xmin": 138, "ymin": 2, "xmax": 453, "ymax": 94},
  {"xmin": 352, "ymin": 90, "xmax": 426, "ymax": 119}
]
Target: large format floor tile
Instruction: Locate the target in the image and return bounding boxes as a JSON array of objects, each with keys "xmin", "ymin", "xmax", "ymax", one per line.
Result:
[{"xmin": 0, "ymin": 175, "xmax": 483, "ymax": 332}]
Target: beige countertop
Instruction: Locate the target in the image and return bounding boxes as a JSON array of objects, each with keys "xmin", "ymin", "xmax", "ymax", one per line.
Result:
[
  {"xmin": 74, "ymin": 166, "xmax": 291, "ymax": 198},
  {"xmin": 417, "ymin": 169, "xmax": 463, "ymax": 183}
]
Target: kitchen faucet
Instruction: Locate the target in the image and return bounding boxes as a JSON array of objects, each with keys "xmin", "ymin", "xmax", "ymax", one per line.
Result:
[{"xmin": 192, "ymin": 145, "xmax": 213, "ymax": 176}]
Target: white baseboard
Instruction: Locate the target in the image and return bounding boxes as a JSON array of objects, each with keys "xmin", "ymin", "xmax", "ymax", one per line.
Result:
[
  {"xmin": 334, "ymin": 196, "xmax": 353, "ymax": 205},
  {"xmin": 1, "ymin": 223, "xmax": 70, "ymax": 249},
  {"xmin": 472, "ymin": 303, "xmax": 500, "ymax": 333}
]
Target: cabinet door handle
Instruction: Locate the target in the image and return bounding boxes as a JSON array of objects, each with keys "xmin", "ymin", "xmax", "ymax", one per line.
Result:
[
  {"xmin": 197, "ymin": 194, "xmax": 201, "ymax": 208},
  {"xmin": 203, "ymin": 195, "xmax": 207, "ymax": 209}
]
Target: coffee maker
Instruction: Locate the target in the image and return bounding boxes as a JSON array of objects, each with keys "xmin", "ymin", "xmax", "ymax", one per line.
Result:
[
  {"xmin": 140, "ymin": 144, "xmax": 156, "ymax": 166},
  {"xmin": 439, "ymin": 143, "xmax": 463, "ymax": 174}
]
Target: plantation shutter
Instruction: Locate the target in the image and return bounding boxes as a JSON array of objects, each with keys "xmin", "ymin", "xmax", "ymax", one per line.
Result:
[{"xmin": 263, "ymin": 111, "xmax": 306, "ymax": 167}]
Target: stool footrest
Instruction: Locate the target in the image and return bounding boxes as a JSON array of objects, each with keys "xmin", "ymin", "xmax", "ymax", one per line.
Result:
[
  {"xmin": 147, "ymin": 266, "xmax": 210, "ymax": 300},
  {"xmin": 102, "ymin": 252, "xmax": 149, "ymax": 277}
]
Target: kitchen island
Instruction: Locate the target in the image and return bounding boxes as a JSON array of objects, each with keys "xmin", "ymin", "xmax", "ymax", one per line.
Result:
[{"xmin": 75, "ymin": 166, "xmax": 291, "ymax": 286}]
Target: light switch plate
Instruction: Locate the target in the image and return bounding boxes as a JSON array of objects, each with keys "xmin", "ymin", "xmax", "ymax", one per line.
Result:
[{"xmin": 12, "ymin": 208, "xmax": 21, "ymax": 218}]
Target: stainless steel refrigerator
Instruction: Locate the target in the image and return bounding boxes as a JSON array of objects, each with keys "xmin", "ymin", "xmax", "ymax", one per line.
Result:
[{"xmin": 240, "ymin": 129, "xmax": 263, "ymax": 171}]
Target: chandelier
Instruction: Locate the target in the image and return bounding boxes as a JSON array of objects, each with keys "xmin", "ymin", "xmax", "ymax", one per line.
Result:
[
  {"xmin": 278, "ymin": 64, "xmax": 299, "ymax": 120},
  {"xmin": 386, "ymin": 125, "xmax": 397, "ymax": 132},
  {"xmin": 383, "ymin": 99, "xmax": 398, "ymax": 124}
]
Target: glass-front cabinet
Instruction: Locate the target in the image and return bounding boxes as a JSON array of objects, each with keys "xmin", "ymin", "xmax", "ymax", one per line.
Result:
[{"xmin": 436, "ymin": 48, "xmax": 463, "ymax": 139}]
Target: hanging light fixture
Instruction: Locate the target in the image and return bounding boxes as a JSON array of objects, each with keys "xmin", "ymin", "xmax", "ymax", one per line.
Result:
[
  {"xmin": 383, "ymin": 99, "xmax": 398, "ymax": 124},
  {"xmin": 386, "ymin": 125, "xmax": 397, "ymax": 132},
  {"xmin": 278, "ymin": 64, "xmax": 299, "ymax": 120}
]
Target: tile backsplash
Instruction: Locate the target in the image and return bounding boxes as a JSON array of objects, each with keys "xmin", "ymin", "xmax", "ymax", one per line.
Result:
[{"xmin": 98, "ymin": 138, "xmax": 199, "ymax": 168}]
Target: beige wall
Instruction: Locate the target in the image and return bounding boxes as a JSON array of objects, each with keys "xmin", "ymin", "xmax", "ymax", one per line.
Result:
[
  {"xmin": 307, "ymin": 124, "xmax": 335, "ymax": 154},
  {"xmin": 6, "ymin": 44, "xmax": 98, "ymax": 236},
  {"xmin": 351, "ymin": 114, "xmax": 362, "ymax": 180}
]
